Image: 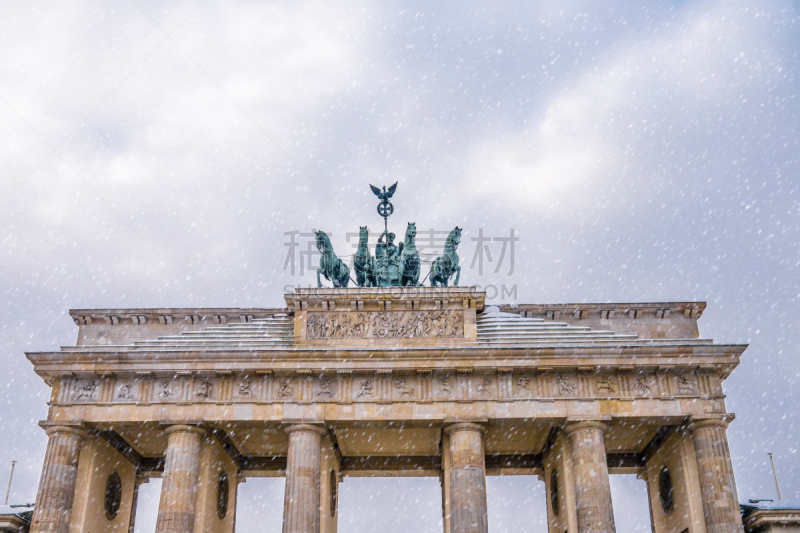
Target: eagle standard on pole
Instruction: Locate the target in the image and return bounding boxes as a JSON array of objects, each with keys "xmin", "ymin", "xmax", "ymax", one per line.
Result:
[{"xmin": 370, "ymin": 182, "xmax": 397, "ymax": 233}]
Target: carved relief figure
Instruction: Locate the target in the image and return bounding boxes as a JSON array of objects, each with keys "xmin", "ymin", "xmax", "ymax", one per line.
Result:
[
  {"xmin": 238, "ymin": 379, "xmax": 253, "ymax": 398},
  {"xmin": 676, "ymin": 373, "xmax": 698, "ymax": 395},
  {"xmin": 434, "ymin": 311, "xmax": 463, "ymax": 337},
  {"xmin": 438, "ymin": 375, "xmax": 452, "ymax": 397},
  {"xmin": 307, "ymin": 311, "xmax": 463, "ymax": 339},
  {"xmin": 329, "ymin": 313, "xmax": 348, "ymax": 338},
  {"xmin": 316, "ymin": 377, "xmax": 333, "ymax": 398},
  {"xmin": 416, "ymin": 310, "xmax": 462, "ymax": 337},
  {"xmin": 405, "ymin": 312, "xmax": 426, "ymax": 338},
  {"xmin": 372, "ymin": 313, "xmax": 400, "ymax": 338},
  {"xmin": 395, "ymin": 378, "xmax": 415, "ymax": 398},
  {"xmin": 595, "ymin": 375, "xmax": 617, "ymax": 394},
  {"xmin": 116, "ymin": 383, "xmax": 134, "ymax": 400},
  {"xmin": 634, "ymin": 376, "xmax": 653, "ymax": 395},
  {"xmin": 74, "ymin": 380, "xmax": 98, "ymax": 402},
  {"xmin": 277, "ymin": 379, "xmax": 294, "ymax": 398},
  {"xmin": 477, "ymin": 376, "xmax": 493, "ymax": 396},
  {"xmin": 158, "ymin": 380, "xmax": 174, "ymax": 400},
  {"xmin": 349, "ymin": 313, "xmax": 369, "ymax": 338},
  {"xmin": 517, "ymin": 376, "xmax": 533, "ymax": 394},
  {"xmin": 307, "ymin": 313, "xmax": 325, "ymax": 339},
  {"xmin": 195, "ymin": 380, "xmax": 214, "ymax": 399},
  {"xmin": 555, "ymin": 375, "xmax": 575, "ymax": 396},
  {"xmin": 307, "ymin": 312, "xmax": 370, "ymax": 339},
  {"xmin": 355, "ymin": 379, "xmax": 374, "ymax": 399}
]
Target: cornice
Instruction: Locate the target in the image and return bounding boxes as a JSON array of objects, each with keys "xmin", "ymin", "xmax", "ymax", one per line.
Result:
[
  {"xmin": 503, "ymin": 301, "xmax": 707, "ymax": 319},
  {"xmin": 69, "ymin": 307, "xmax": 289, "ymax": 326},
  {"xmin": 26, "ymin": 345, "xmax": 743, "ymax": 381},
  {"xmin": 27, "ymin": 342, "xmax": 747, "ymax": 360}
]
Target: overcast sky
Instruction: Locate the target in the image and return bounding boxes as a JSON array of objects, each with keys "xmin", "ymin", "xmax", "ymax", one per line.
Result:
[{"xmin": 1, "ymin": 1, "xmax": 799, "ymax": 532}]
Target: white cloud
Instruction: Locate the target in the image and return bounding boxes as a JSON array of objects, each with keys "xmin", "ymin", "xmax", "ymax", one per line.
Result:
[{"xmin": 463, "ymin": 0, "xmax": 789, "ymax": 216}]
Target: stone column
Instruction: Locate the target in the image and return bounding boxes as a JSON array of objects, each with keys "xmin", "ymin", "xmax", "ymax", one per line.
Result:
[
  {"xmin": 155, "ymin": 425, "xmax": 206, "ymax": 533},
  {"xmin": 283, "ymin": 424, "xmax": 328, "ymax": 533},
  {"xmin": 30, "ymin": 425, "xmax": 87, "ymax": 533},
  {"xmin": 444, "ymin": 423, "xmax": 488, "ymax": 533},
  {"xmin": 690, "ymin": 419, "xmax": 744, "ymax": 533},
  {"xmin": 128, "ymin": 475, "xmax": 147, "ymax": 533},
  {"xmin": 565, "ymin": 421, "xmax": 616, "ymax": 533}
]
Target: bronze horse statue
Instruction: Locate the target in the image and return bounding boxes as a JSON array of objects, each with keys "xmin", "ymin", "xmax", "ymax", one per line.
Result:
[
  {"xmin": 399, "ymin": 222, "xmax": 420, "ymax": 286},
  {"xmin": 315, "ymin": 231, "xmax": 350, "ymax": 288},
  {"xmin": 353, "ymin": 226, "xmax": 376, "ymax": 287},
  {"xmin": 430, "ymin": 226, "xmax": 461, "ymax": 287}
]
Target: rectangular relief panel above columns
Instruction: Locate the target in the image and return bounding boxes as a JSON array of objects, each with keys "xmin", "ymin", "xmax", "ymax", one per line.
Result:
[{"xmin": 287, "ymin": 287, "xmax": 483, "ymax": 347}]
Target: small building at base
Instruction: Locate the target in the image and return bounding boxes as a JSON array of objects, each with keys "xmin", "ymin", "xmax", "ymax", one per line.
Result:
[{"xmin": 741, "ymin": 501, "xmax": 800, "ymax": 533}]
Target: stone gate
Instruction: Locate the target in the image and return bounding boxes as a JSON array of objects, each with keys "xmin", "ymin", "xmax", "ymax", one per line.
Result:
[{"xmin": 25, "ymin": 287, "xmax": 746, "ymax": 533}]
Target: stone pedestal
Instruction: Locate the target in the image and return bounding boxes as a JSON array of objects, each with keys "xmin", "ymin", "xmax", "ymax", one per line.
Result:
[
  {"xmin": 30, "ymin": 425, "xmax": 87, "ymax": 533},
  {"xmin": 691, "ymin": 419, "xmax": 745, "ymax": 533},
  {"xmin": 565, "ymin": 421, "xmax": 616, "ymax": 533},
  {"xmin": 445, "ymin": 423, "xmax": 488, "ymax": 533},
  {"xmin": 283, "ymin": 424, "xmax": 328, "ymax": 533},
  {"xmin": 155, "ymin": 425, "xmax": 206, "ymax": 533}
]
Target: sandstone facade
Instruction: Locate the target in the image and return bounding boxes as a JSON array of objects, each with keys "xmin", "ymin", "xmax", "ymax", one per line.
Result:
[{"xmin": 26, "ymin": 288, "xmax": 749, "ymax": 533}]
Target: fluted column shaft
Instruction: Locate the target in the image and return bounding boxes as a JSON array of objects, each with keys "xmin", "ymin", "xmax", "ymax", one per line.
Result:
[
  {"xmin": 565, "ymin": 421, "xmax": 616, "ymax": 533},
  {"xmin": 155, "ymin": 425, "xmax": 206, "ymax": 533},
  {"xmin": 691, "ymin": 419, "xmax": 744, "ymax": 533},
  {"xmin": 30, "ymin": 425, "xmax": 87, "ymax": 533},
  {"xmin": 283, "ymin": 424, "xmax": 328, "ymax": 533},
  {"xmin": 445, "ymin": 423, "xmax": 488, "ymax": 533}
]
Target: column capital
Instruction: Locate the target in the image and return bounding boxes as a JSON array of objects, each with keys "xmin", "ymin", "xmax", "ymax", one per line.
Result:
[
  {"xmin": 283, "ymin": 423, "xmax": 329, "ymax": 437},
  {"xmin": 563, "ymin": 420, "xmax": 608, "ymax": 434},
  {"xmin": 690, "ymin": 416, "xmax": 733, "ymax": 432},
  {"xmin": 40, "ymin": 423, "xmax": 88, "ymax": 440},
  {"xmin": 164, "ymin": 424, "xmax": 207, "ymax": 437},
  {"xmin": 444, "ymin": 422, "xmax": 486, "ymax": 435}
]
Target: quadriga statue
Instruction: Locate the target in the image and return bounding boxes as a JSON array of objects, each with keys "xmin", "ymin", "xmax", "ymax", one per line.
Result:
[
  {"xmin": 399, "ymin": 222, "xmax": 420, "ymax": 287},
  {"xmin": 315, "ymin": 231, "xmax": 350, "ymax": 288},
  {"xmin": 354, "ymin": 226, "xmax": 376, "ymax": 287},
  {"xmin": 430, "ymin": 226, "xmax": 461, "ymax": 287}
]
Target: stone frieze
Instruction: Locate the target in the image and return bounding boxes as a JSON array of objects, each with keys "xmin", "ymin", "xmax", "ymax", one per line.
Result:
[
  {"xmin": 56, "ymin": 369, "xmax": 718, "ymax": 406},
  {"xmin": 306, "ymin": 310, "xmax": 464, "ymax": 339}
]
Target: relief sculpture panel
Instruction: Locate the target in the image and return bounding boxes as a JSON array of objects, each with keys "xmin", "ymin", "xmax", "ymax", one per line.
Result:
[
  {"xmin": 306, "ymin": 310, "xmax": 464, "ymax": 339},
  {"xmin": 60, "ymin": 369, "xmax": 710, "ymax": 407},
  {"xmin": 73, "ymin": 379, "xmax": 99, "ymax": 402}
]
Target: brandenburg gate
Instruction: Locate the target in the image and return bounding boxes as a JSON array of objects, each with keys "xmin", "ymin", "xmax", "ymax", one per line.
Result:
[{"xmin": 25, "ymin": 288, "xmax": 747, "ymax": 533}]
